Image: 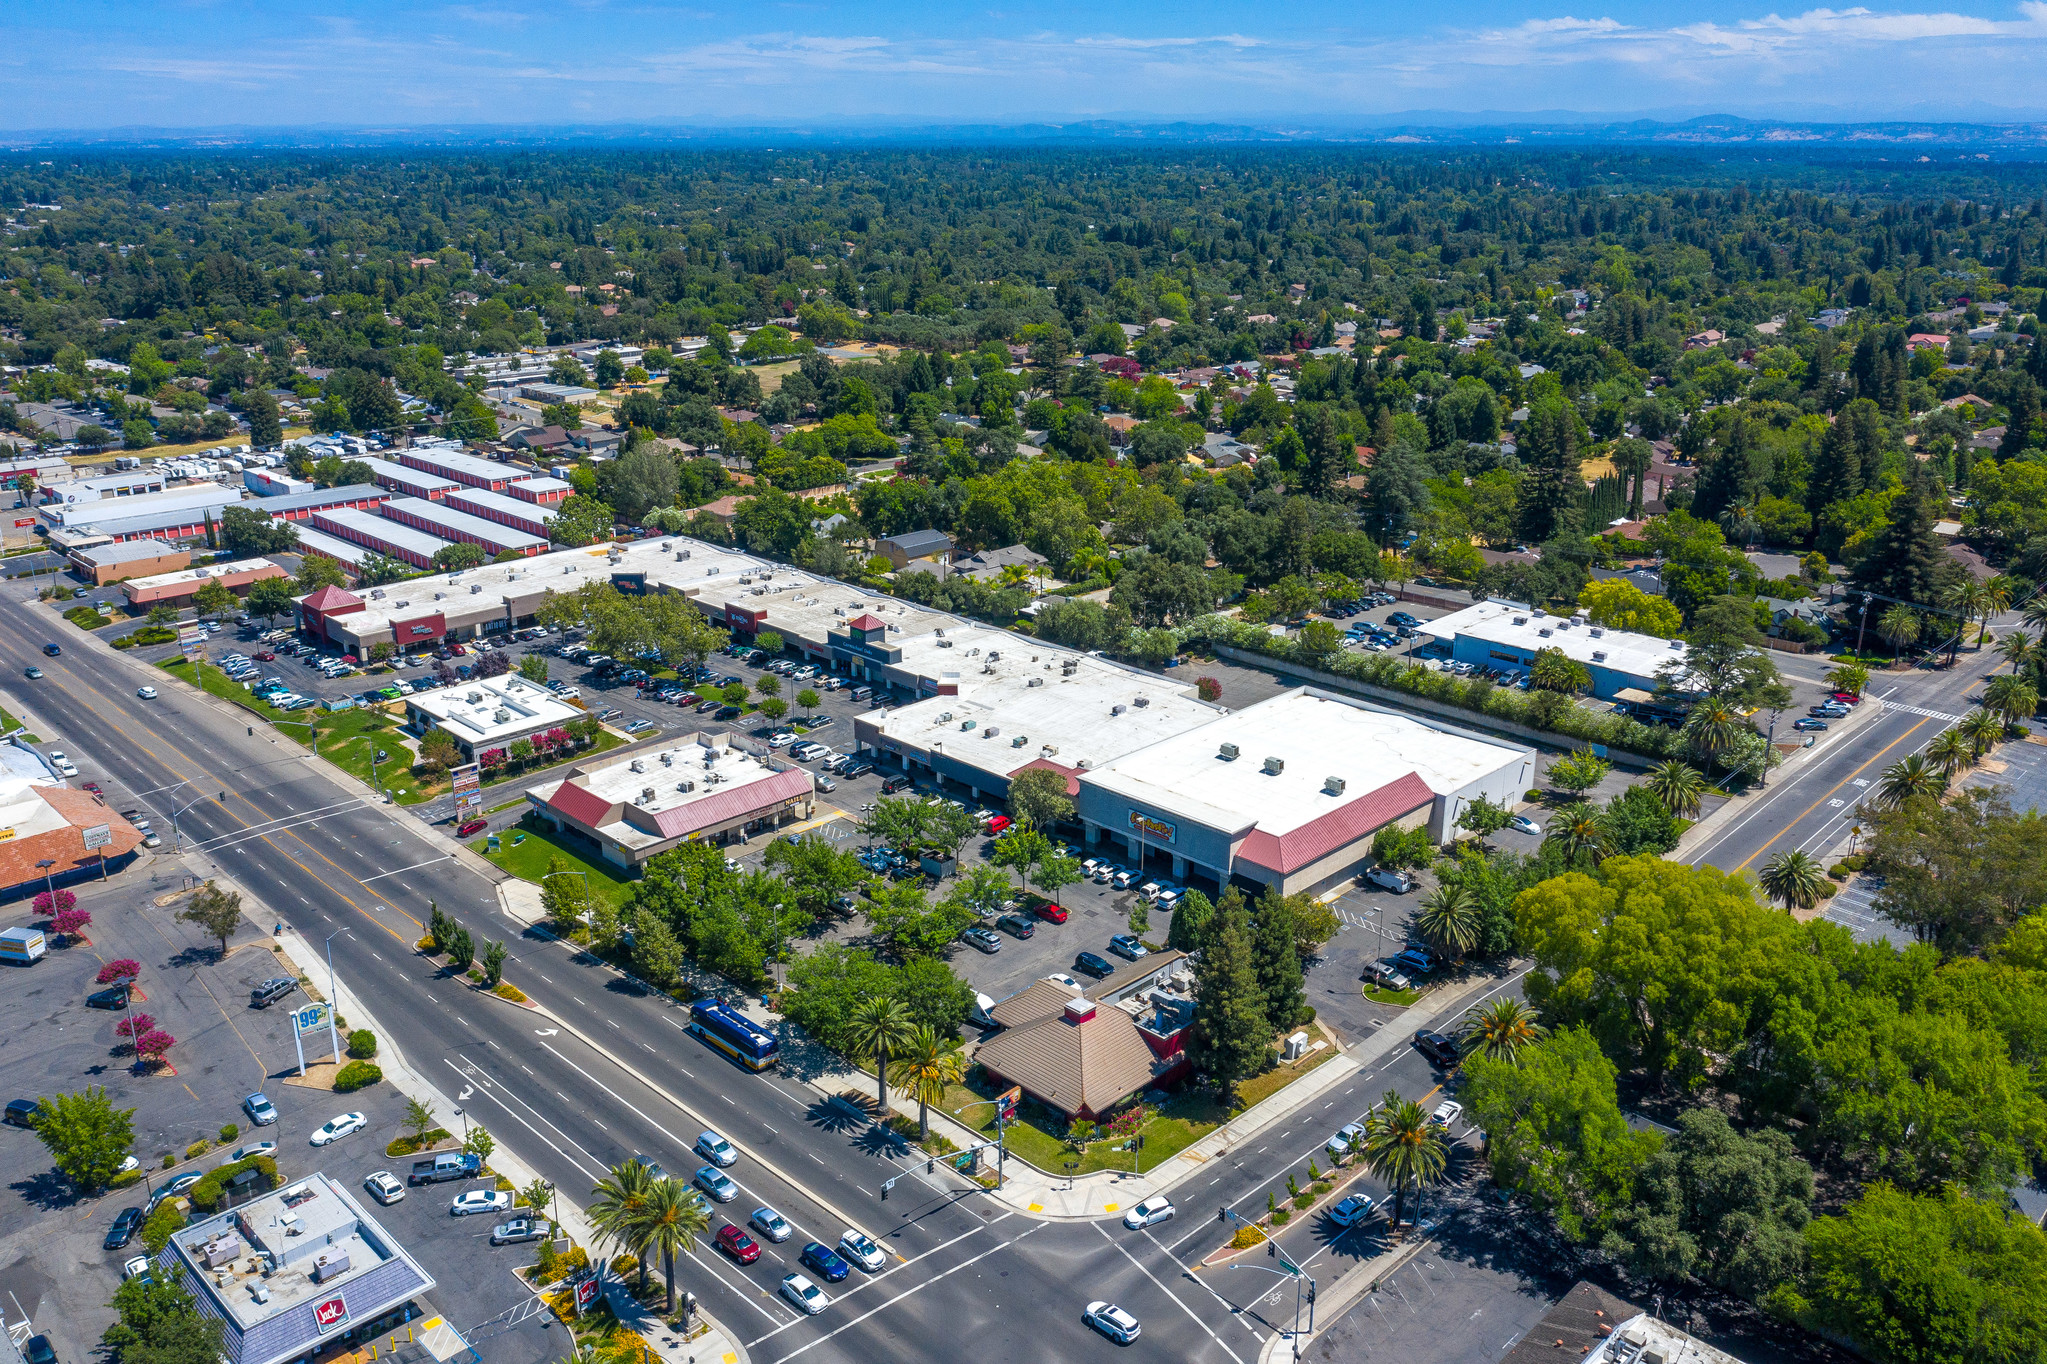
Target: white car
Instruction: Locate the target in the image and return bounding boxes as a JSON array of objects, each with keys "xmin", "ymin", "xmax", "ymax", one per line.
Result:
[
  {"xmin": 1083, "ymin": 1301, "xmax": 1141, "ymax": 1344},
  {"xmin": 780, "ymin": 1272, "xmax": 830, "ymax": 1315},
  {"xmin": 450, "ymin": 1189, "xmax": 513, "ymax": 1217},
  {"xmin": 122, "ymin": 1254, "xmax": 152, "ymax": 1280},
  {"xmin": 136, "ymin": 686, "xmax": 157, "ymax": 700},
  {"xmin": 1431, "ymin": 1099, "xmax": 1465, "ymax": 1129},
  {"xmin": 1328, "ymin": 1194, "xmax": 1376, "ymax": 1228},
  {"xmin": 309, "ymin": 1112, "xmax": 367, "ymax": 1146},
  {"xmin": 364, "ymin": 1171, "xmax": 405, "ymax": 1205},
  {"xmin": 838, "ymin": 1228, "xmax": 887, "ymax": 1272},
  {"xmin": 48, "ymin": 752, "xmax": 78, "ymax": 777},
  {"xmin": 1122, "ymin": 1198, "xmax": 1175, "ymax": 1229},
  {"xmin": 1044, "ymin": 972, "xmax": 1085, "ymax": 992},
  {"xmin": 1327, "ymin": 1122, "xmax": 1365, "ymax": 1159},
  {"xmin": 1081, "ymin": 858, "xmax": 1104, "ymax": 877},
  {"xmin": 224, "ymin": 1141, "xmax": 277, "ymax": 1164},
  {"xmin": 1508, "ymin": 814, "xmax": 1541, "ymax": 835}
]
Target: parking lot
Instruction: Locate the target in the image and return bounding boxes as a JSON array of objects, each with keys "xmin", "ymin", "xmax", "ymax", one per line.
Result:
[{"xmin": 0, "ymin": 864, "xmax": 557, "ymax": 1364}]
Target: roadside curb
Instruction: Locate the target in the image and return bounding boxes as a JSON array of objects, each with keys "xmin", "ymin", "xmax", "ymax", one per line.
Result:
[
  {"xmin": 239, "ymin": 862, "xmax": 754, "ymax": 1364},
  {"xmin": 1252, "ymin": 1233, "xmax": 1437, "ymax": 1364}
]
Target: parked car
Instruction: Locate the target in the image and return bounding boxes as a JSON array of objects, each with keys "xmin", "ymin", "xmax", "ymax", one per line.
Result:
[
  {"xmin": 310, "ymin": 1112, "xmax": 367, "ymax": 1146},
  {"xmin": 242, "ymin": 1092, "xmax": 278, "ymax": 1126},
  {"xmin": 1107, "ymin": 933, "xmax": 1148, "ymax": 961},
  {"xmin": 1387, "ymin": 946, "xmax": 1437, "ymax": 976},
  {"xmin": 1431, "ymin": 1099, "xmax": 1465, "ymax": 1129},
  {"xmin": 1363, "ymin": 865, "xmax": 1414, "ymax": 893},
  {"xmin": 450, "ymin": 1189, "xmax": 513, "ymax": 1217},
  {"xmin": 994, "ymin": 913, "xmax": 1036, "ymax": 940},
  {"xmin": 364, "ymin": 1171, "xmax": 405, "ymax": 1205},
  {"xmin": 1074, "ymin": 951, "xmax": 1116, "ymax": 979},
  {"xmin": 456, "ymin": 819, "xmax": 489, "ymax": 838},
  {"xmin": 104, "ymin": 1205, "xmax": 144, "ymax": 1250},
  {"xmin": 881, "ymin": 775, "xmax": 914, "ymax": 795},
  {"xmin": 1031, "ymin": 899, "xmax": 1069, "ymax": 924},
  {"xmin": 961, "ymin": 926, "xmax": 1002, "ymax": 954},
  {"xmin": 1792, "ymin": 718, "xmax": 1828, "ymax": 732},
  {"xmin": 225, "ymin": 1141, "xmax": 277, "ymax": 1164},
  {"xmin": 87, "ymin": 983, "xmax": 132, "ymax": 1010},
  {"xmin": 490, "ymin": 1217, "xmax": 548, "ymax": 1246},
  {"xmin": 1507, "ymin": 814, "xmax": 1541, "ymax": 835},
  {"xmin": 1362, "ymin": 960, "xmax": 1412, "ymax": 991}
]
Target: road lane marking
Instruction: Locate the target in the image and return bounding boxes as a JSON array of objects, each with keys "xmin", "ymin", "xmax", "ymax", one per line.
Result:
[
  {"xmin": 1095, "ymin": 1223, "xmax": 1245, "ymax": 1364},
  {"xmin": 1732, "ymin": 718, "xmax": 1931, "ymax": 871}
]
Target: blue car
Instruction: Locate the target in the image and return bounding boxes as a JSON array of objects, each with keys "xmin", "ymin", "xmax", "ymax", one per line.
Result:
[{"xmin": 800, "ymin": 1241, "xmax": 850, "ymax": 1282}]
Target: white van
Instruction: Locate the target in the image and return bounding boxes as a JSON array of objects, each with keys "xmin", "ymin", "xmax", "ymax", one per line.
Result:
[{"xmin": 1363, "ymin": 865, "xmax": 1415, "ymax": 894}]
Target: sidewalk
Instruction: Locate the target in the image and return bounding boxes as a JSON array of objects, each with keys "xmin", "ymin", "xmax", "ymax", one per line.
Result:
[
  {"xmin": 796, "ymin": 963, "xmax": 1523, "ymax": 1223},
  {"xmin": 237, "ymin": 858, "xmax": 750, "ymax": 1364}
]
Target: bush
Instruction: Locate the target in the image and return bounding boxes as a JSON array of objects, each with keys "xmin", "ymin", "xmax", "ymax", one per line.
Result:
[
  {"xmin": 416, "ymin": 935, "xmax": 438, "ymax": 953},
  {"xmin": 1292, "ymin": 1193, "xmax": 1314, "ymax": 1209},
  {"xmin": 1270, "ymin": 1208, "xmax": 1292, "ymax": 1225},
  {"xmin": 347, "ymin": 1029, "xmax": 378, "ymax": 1059},
  {"xmin": 185, "ymin": 1140, "xmax": 209, "ymax": 1160},
  {"xmin": 219, "ymin": 1123, "xmax": 238, "ymax": 1143},
  {"xmin": 109, "ymin": 1168, "xmax": 143, "ymax": 1190},
  {"xmin": 142, "ymin": 1199, "xmax": 186, "ymax": 1254},
  {"xmin": 1828, "ymin": 856, "xmax": 1868, "ymax": 879},
  {"xmin": 97, "ymin": 960, "xmax": 142, "ymax": 985},
  {"xmin": 1525, "ymin": 789, "xmax": 1545, "ymax": 801},
  {"xmin": 187, "ymin": 1154, "xmax": 279, "ymax": 1213},
  {"xmin": 333, "ymin": 1060, "xmax": 383, "ymax": 1093},
  {"xmin": 494, "ymin": 981, "xmax": 528, "ymax": 1002},
  {"xmin": 31, "ymin": 888, "xmax": 76, "ymax": 914},
  {"xmin": 1229, "ymin": 1225, "xmax": 1267, "ymax": 1250}
]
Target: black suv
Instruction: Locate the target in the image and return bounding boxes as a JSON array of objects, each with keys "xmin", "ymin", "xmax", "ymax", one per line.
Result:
[
  {"xmin": 250, "ymin": 976, "xmax": 299, "ymax": 1009},
  {"xmin": 1074, "ymin": 951, "xmax": 1116, "ymax": 979},
  {"xmin": 881, "ymin": 774, "xmax": 914, "ymax": 794},
  {"xmin": 1413, "ymin": 1030, "xmax": 1461, "ymax": 1067},
  {"xmin": 105, "ymin": 1205, "xmax": 144, "ymax": 1250}
]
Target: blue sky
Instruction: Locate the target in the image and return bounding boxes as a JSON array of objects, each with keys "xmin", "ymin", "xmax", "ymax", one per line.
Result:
[{"xmin": 8, "ymin": 2, "xmax": 2047, "ymax": 130}]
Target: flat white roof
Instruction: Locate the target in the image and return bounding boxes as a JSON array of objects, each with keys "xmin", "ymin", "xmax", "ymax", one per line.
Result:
[
  {"xmin": 360, "ymin": 455, "xmax": 460, "ymax": 494},
  {"xmin": 409, "ymin": 674, "xmax": 582, "ymax": 745},
  {"xmin": 386, "ymin": 496, "xmax": 549, "ymax": 552},
  {"xmin": 288, "ymin": 525, "xmax": 374, "ymax": 568},
  {"xmin": 313, "ymin": 506, "xmax": 451, "ymax": 558},
  {"xmin": 572, "ymin": 737, "xmax": 781, "ymax": 816},
  {"xmin": 446, "ymin": 486, "xmax": 557, "ymax": 524},
  {"xmin": 870, "ymin": 651, "xmax": 1215, "ymax": 785},
  {"xmin": 1427, "ymin": 598, "xmax": 1686, "ymax": 678},
  {"xmin": 46, "ymin": 481, "xmax": 240, "ymax": 526},
  {"xmin": 1084, "ymin": 689, "xmax": 1528, "ymax": 837},
  {"xmin": 120, "ymin": 557, "xmax": 282, "ymax": 592}
]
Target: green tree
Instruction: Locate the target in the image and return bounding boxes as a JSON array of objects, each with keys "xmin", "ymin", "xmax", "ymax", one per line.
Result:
[
  {"xmin": 1757, "ymin": 849, "xmax": 1830, "ymax": 911},
  {"xmin": 896, "ymin": 1024, "xmax": 967, "ymax": 1142},
  {"xmin": 1644, "ymin": 760, "xmax": 1707, "ymax": 817},
  {"xmin": 1413, "ymin": 884, "xmax": 1481, "ymax": 959},
  {"xmin": 639, "ymin": 1175, "xmax": 709, "ymax": 1312},
  {"xmin": 191, "ymin": 578, "xmax": 237, "ymax": 621},
  {"xmin": 463, "ymin": 1122, "xmax": 494, "ymax": 1166},
  {"xmin": 403, "ymin": 1096, "xmax": 438, "ymax": 1145},
  {"xmin": 518, "ymin": 654, "xmax": 549, "ymax": 684},
  {"xmin": 1457, "ymin": 997, "xmax": 1548, "ymax": 1064},
  {"xmin": 1681, "ymin": 698, "xmax": 1747, "ymax": 779},
  {"xmin": 762, "ymin": 835, "xmax": 866, "ymax": 923},
  {"xmin": 1462, "ymin": 1027, "xmax": 1658, "ymax": 1241},
  {"xmin": 550, "ymin": 494, "xmax": 615, "ymax": 546},
  {"xmin": 1360, "ymin": 1091, "xmax": 1449, "ymax": 1231},
  {"xmin": 177, "ymin": 880, "xmax": 243, "ymax": 956},
  {"xmin": 1607, "ymin": 1107, "xmax": 1812, "ymax": 1299},
  {"xmin": 1166, "ymin": 889, "xmax": 1214, "ymax": 953},
  {"xmin": 1252, "ymin": 889, "xmax": 1307, "ymax": 1029},
  {"xmin": 1186, "ymin": 896, "xmax": 1269, "ymax": 1104},
  {"xmin": 631, "ymin": 910, "xmax": 686, "ymax": 989},
  {"xmin": 245, "ymin": 575, "xmax": 297, "ymax": 626},
  {"xmin": 481, "ymin": 938, "xmax": 506, "ymax": 988},
  {"xmin": 1780, "ymin": 1184, "xmax": 2047, "ymax": 1364},
  {"xmin": 848, "ymin": 994, "xmax": 916, "ymax": 1116},
  {"xmin": 219, "ymin": 504, "xmax": 300, "ymax": 555},
  {"xmin": 34, "ymin": 1087, "xmax": 135, "ymax": 1191},
  {"xmin": 1544, "ymin": 747, "xmax": 1611, "ymax": 799},
  {"xmin": 1006, "ymin": 766, "xmax": 1076, "ymax": 831},
  {"xmin": 1530, "ymin": 647, "xmax": 1591, "ymax": 694},
  {"xmin": 1875, "ymin": 754, "xmax": 1945, "ymax": 809},
  {"xmin": 1667, "ymin": 595, "xmax": 1792, "ymax": 710},
  {"xmin": 242, "ymin": 389, "xmax": 282, "ymax": 447},
  {"xmin": 1455, "ymin": 794, "xmax": 1512, "ymax": 847},
  {"xmin": 102, "ymin": 1274, "xmax": 226, "ymax": 1364},
  {"xmin": 588, "ymin": 1158, "xmax": 657, "ymax": 1292},
  {"xmin": 432, "ymin": 542, "xmax": 486, "ymax": 573}
]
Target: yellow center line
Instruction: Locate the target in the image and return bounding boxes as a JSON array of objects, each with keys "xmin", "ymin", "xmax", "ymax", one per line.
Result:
[{"xmin": 1733, "ymin": 716, "xmax": 1931, "ymax": 872}]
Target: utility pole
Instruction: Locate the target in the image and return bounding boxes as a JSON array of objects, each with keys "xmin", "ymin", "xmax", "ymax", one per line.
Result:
[{"xmin": 324, "ymin": 928, "xmax": 351, "ymax": 1066}]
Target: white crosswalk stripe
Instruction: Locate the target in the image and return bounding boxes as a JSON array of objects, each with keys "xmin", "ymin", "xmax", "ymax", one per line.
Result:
[{"xmin": 1884, "ymin": 704, "xmax": 1965, "ymax": 722}]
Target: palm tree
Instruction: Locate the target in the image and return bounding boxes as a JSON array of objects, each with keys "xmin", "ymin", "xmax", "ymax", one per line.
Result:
[
  {"xmin": 1457, "ymin": 998, "xmax": 1547, "ymax": 1064},
  {"xmin": 1997, "ymin": 629, "xmax": 2036, "ymax": 674},
  {"xmin": 1360, "ymin": 1090, "xmax": 1447, "ymax": 1234},
  {"xmin": 1875, "ymin": 754, "xmax": 1945, "ymax": 809},
  {"xmin": 1757, "ymin": 849, "xmax": 1830, "ymax": 911},
  {"xmin": 2024, "ymin": 597, "xmax": 2047, "ymax": 636},
  {"xmin": 895, "ymin": 1025, "xmax": 966, "ymax": 1141},
  {"xmin": 848, "ymin": 994, "xmax": 915, "ymax": 1117},
  {"xmin": 1878, "ymin": 604, "xmax": 1922, "ymax": 660},
  {"xmin": 1682, "ymin": 699, "xmax": 1745, "ymax": 778},
  {"xmin": 1644, "ymin": 760, "xmax": 1707, "ymax": 817},
  {"xmin": 1983, "ymin": 675, "xmax": 2039, "ymax": 726},
  {"xmin": 1823, "ymin": 662, "xmax": 1870, "ymax": 698},
  {"xmin": 638, "ymin": 1176, "xmax": 709, "ymax": 1312},
  {"xmin": 1961, "ymin": 706, "xmax": 2006, "ymax": 758},
  {"xmin": 588, "ymin": 1159, "xmax": 656, "ymax": 1292},
  {"xmin": 1412, "ymin": 885, "xmax": 1481, "ymax": 959},
  {"xmin": 1542, "ymin": 809, "xmax": 1614, "ymax": 866},
  {"xmin": 1926, "ymin": 728, "xmax": 1974, "ymax": 781},
  {"xmin": 1941, "ymin": 579, "xmax": 1988, "ymax": 660}
]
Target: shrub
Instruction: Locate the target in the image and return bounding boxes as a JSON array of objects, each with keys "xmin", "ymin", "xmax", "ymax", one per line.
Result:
[
  {"xmin": 187, "ymin": 1154, "xmax": 279, "ymax": 1213},
  {"xmin": 416, "ymin": 935, "xmax": 438, "ymax": 953},
  {"xmin": 333, "ymin": 1060, "xmax": 384, "ymax": 1093},
  {"xmin": 185, "ymin": 1140, "xmax": 210, "ymax": 1160},
  {"xmin": 109, "ymin": 1168, "xmax": 143, "ymax": 1190},
  {"xmin": 1270, "ymin": 1208, "xmax": 1292, "ymax": 1225},
  {"xmin": 1229, "ymin": 1225, "xmax": 1267, "ymax": 1250},
  {"xmin": 1293, "ymin": 1192, "xmax": 1314, "ymax": 1209},
  {"xmin": 97, "ymin": 960, "xmax": 142, "ymax": 985},
  {"xmin": 1195, "ymin": 675, "xmax": 1223, "ymax": 702},
  {"xmin": 610, "ymin": 1254, "xmax": 638, "ymax": 1279},
  {"xmin": 133, "ymin": 1029, "xmax": 176, "ymax": 1064},
  {"xmin": 162, "ymin": 1154, "xmax": 175, "ymax": 1169},
  {"xmin": 493, "ymin": 981, "xmax": 528, "ymax": 1002},
  {"xmin": 219, "ymin": 1123, "xmax": 238, "ymax": 1143},
  {"xmin": 1525, "ymin": 789, "xmax": 1545, "ymax": 801},
  {"xmin": 115, "ymin": 1013, "xmax": 156, "ymax": 1040},
  {"xmin": 142, "ymin": 1199, "xmax": 186, "ymax": 1254},
  {"xmin": 347, "ymin": 1029, "xmax": 378, "ymax": 1059}
]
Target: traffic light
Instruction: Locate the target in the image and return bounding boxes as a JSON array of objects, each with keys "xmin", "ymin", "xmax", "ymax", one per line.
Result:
[
  {"xmin": 881, "ymin": 1179, "xmax": 890, "ymax": 1202},
  {"xmin": 1307, "ymin": 1283, "xmax": 1317, "ymax": 1304},
  {"xmin": 1218, "ymin": 1207, "xmax": 1227, "ymax": 1222},
  {"xmin": 925, "ymin": 1158, "xmax": 935, "ymax": 1174}
]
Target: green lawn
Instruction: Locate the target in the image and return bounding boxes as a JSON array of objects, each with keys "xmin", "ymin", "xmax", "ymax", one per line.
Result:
[
  {"xmin": 470, "ymin": 823, "xmax": 638, "ymax": 909},
  {"xmin": 920, "ymin": 1068, "xmax": 1237, "ymax": 1178},
  {"xmin": 0, "ymin": 706, "xmax": 39, "ymax": 743},
  {"xmin": 63, "ymin": 604, "xmax": 117, "ymax": 630},
  {"xmin": 1363, "ymin": 985, "xmax": 1422, "ymax": 1007}
]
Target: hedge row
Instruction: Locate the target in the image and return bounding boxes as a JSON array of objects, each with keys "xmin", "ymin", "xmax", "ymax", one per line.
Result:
[{"xmin": 187, "ymin": 1154, "xmax": 280, "ymax": 1213}]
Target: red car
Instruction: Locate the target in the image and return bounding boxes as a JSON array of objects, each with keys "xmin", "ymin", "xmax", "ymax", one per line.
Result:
[
  {"xmin": 254, "ymin": 651, "xmax": 276, "ymax": 662},
  {"xmin": 1829, "ymin": 691, "xmax": 1862, "ymax": 705},
  {"xmin": 716, "ymin": 1224, "xmax": 761, "ymax": 1264},
  {"xmin": 456, "ymin": 819, "xmax": 489, "ymax": 838},
  {"xmin": 985, "ymin": 815, "xmax": 1013, "ymax": 835},
  {"xmin": 1032, "ymin": 900, "xmax": 1069, "ymax": 924},
  {"xmin": 676, "ymin": 692, "xmax": 700, "ymax": 706},
  {"xmin": 81, "ymin": 781, "xmax": 103, "ymax": 795}
]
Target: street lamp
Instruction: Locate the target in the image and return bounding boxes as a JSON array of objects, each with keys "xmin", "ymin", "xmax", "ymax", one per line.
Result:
[
  {"xmin": 169, "ymin": 793, "xmax": 209, "ymax": 853},
  {"xmin": 324, "ymin": 927, "xmax": 351, "ymax": 1066},
  {"xmin": 1218, "ymin": 1206, "xmax": 1317, "ymax": 1353},
  {"xmin": 34, "ymin": 858, "xmax": 55, "ymax": 909}
]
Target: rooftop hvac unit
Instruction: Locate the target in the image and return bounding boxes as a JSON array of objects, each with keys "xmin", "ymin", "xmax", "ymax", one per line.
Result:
[
  {"xmin": 1134, "ymin": 696, "xmax": 1149, "ymax": 707},
  {"xmin": 641, "ymin": 786, "xmax": 656, "ymax": 803},
  {"xmin": 434, "ymin": 592, "xmax": 447, "ymax": 600},
  {"xmin": 1324, "ymin": 776, "xmax": 1346, "ymax": 795},
  {"xmin": 659, "ymin": 751, "xmax": 673, "ymax": 765},
  {"xmin": 1669, "ymin": 639, "xmax": 1684, "ymax": 649},
  {"xmin": 937, "ymin": 639, "xmax": 953, "ymax": 648},
  {"xmin": 678, "ymin": 780, "xmax": 695, "ymax": 792},
  {"xmin": 630, "ymin": 758, "xmax": 645, "ymax": 773},
  {"xmin": 396, "ymin": 600, "xmax": 410, "ymax": 607},
  {"xmin": 1076, "ymin": 758, "xmax": 1093, "ymax": 769},
  {"xmin": 1219, "ymin": 742, "xmax": 1240, "ymax": 760},
  {"xmin": 678, "ymin": 549, "xmax": 690, "ymax": 560},
  {"xmin": 1513, "ymin": 615, "xmax": 1528, "ymax": 626},
  {"xmin": 371, "ymin": 588, "xmax": 385, "ymax": 599},
  {"xmin": 1589, "ymin": 626, "xmax": 1605, "ymax": 637},
  {"xmin": 1027, "ymin": 677, "xmax": 1044, "ymax": 687},
  {"xmin": 1538, "ymin": 627, "xmax": 1553, "ymax": 637},
  {"xmin": 466, "ymin": 690, "xmax": 483, "ymax": 703},
  {"xmin": 471, "ymin": 584, "xmax": 483, "ymax": 594},
  {"xmin": 935, "ymin": 628, "xmax": 945, "ymax": 637},
  {"xmin": 936, "ymin": 711, "xmax": 953, "ymax": 723},
  {"xmin": 493, "ymin": 708, "xmax": 511, "ymax": 723},
  {"xmin": 705, "ymin": 566, "xmax": 717, "ymax": 574},
  {"xmin": 1593, "ymin": 650, "xmax": 1609, "ymax": 662},
  {"xmin": 739, "ymin": 575, "xmax": 752, "ymax": 584},
  {"xmin": 960, "ymin": 719, "xmax": 976, "ymax": 730},
  {"xmin": 987, "ymin": 652, "xmax": 1000, "ymax": 661},
  {"xmin": 984, "ymin": 727, "xmax": 998, "ymax": 738},
  {"xmin": 661, "ymin": 541, "xmax": 673, "ymax": 551},
  {"xmin": 1111, "ymin": 704, "xmax": 1126, "ymax": 715},
  {"xmin": 1262, "ymin": 756, "xmax": 1285, "ymax": 775},
  {"xmin": 1572, "ymin": 612, "xmax": 1589, "ymax": 625}
]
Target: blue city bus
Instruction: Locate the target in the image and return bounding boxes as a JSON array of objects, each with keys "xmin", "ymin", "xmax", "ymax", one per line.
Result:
[{"xmin": 689, "ymin": 998, "xmax": 778, "ymax": 1070}]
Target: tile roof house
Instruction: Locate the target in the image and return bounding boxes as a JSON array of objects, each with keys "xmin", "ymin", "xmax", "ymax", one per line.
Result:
[
  {"xmin": 0, "ymin": 779, "xmax": 146, "ymax": 894},
  {"xmin": 973, "ymin": 951, "xmax": 1193, "ymax": 1120}
]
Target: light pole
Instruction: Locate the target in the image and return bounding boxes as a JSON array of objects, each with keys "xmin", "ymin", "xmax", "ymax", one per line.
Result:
[
  {"xmin": 1218, "ymin": 1206, "xmax": 1316, "ymax": 1353},
  {"xmin": 1759, "ymin": 710, "xmax": 1780, "ymax": 789},
  {"xmin": 34, "ymin": 858, "xmax": 55, "ymax": 910},
  {"xmin": 169, "ymin": 793, "xmax": 208, "ymax": 853},
  {"xmin": 324, "ymin": 928, "xmax": 350, "ymax": 1066}
]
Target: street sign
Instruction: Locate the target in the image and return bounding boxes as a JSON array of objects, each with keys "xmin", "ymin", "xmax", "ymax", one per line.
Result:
[
  {"xmin": 12, "ymin": 519, "xmax": 34, "ymax": 528},
  {"xmin": 81, "ymin": 823, "xmax": 112, "ymax": 851},
  {"xmin": 573, "ymin": 1271, "xmax": 599, "ymax": 1315},
  {"xmin": 995, "ymin": 1086, "xmax": 1019, "ymax": 1121},
  {"xmin": 291, "ymin": 1003, "xmax": 329, "ymax": 1036},
  {"xmin": 177, "ymin": 625, "xmax": 205, "ymax": 662}
]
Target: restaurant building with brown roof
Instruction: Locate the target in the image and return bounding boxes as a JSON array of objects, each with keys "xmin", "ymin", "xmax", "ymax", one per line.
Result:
[{"xmin": 973, "ymin": 951, "xmax": 1193, "ymax": 1121}]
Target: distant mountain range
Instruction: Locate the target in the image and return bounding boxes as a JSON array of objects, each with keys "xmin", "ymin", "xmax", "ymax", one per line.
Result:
[{"xmin": 11, "ymin": 115, "xmax": 2047, "ymax": 155}]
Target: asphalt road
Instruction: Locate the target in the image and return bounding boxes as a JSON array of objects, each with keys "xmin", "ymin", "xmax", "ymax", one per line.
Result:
[{"xmin": 1, "ymin": 591, "xmax": 1533, "ymax": 1364}]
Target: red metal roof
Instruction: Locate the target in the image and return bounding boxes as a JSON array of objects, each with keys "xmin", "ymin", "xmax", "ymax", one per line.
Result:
[
  {"xmin": 845, "ymin": 613, "xmax": 887, "ymax": 632},
  {"xmin": 650, "ymin": 766, "xmax": 813, "ymax": 840},
  {"xmin": 1234, "ymin": 772, "xmax": 1435, "ymax": 875},
  {"xmin": 299, "ymin": 585, "xmax": 363, "ymax": 613},
  {"xmin": 1009, "ymin": 756, "xmax": 1083, "ymax": 797},
  {"xmin": 546, "ymin": 779, "xmax": 618, "ymax": 830}
]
